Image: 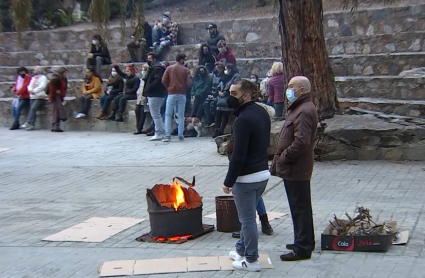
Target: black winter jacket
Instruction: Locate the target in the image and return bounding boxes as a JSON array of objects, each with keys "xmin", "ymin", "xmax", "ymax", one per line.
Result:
[
  {"xmin": 114, "ymin": 66, "xmax": 141, "ymax": 96},
  {"xmin": 143, "ymin": 64, "xmax": 167, "ymax": 98}
]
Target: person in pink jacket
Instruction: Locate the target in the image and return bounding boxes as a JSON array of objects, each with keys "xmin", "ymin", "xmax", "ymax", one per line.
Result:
[{"xmin": 267, "ymin": 62, "xmax": 286, "ymax": 119}]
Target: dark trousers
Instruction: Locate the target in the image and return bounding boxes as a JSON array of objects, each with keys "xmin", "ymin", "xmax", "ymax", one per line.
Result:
[
  {"xmin": 275, "ymin": 102, "xmax": 285, "ymax": 118},
  {"xmin": 284, "ymin": 179, "xmax": 315, "ymax": 256},
  {"xmin": 100, "ymin": 93, "xmax": 118, "ymax": 113},
  {"xmin": 215, "ymin": 110, "xmax": 231, "ymax": 132},
  {"xmin": 79, "ymin": 94, "xmax": 93, "ymax": 114},
  {"xmin": 203, "ymin": 98, "xmax": 217, "ymax": 125},
  {"xmin": 127, "ymin": 41, "xmax": 147, "ymax": 62},
  {"xmin": 12, "ymin": 98, "xmax": 30, "ymax": 124},
  {"xmin": 26, "ymin": 99, "xmax": 45, "ymax": 125},
  {"xmin": 113, "ymin": 94, "xmax": 137, "ymax": 114},
  {"xmin": 86, "ymin": 56, "xmax": 106, "ymax": 76},
  {"xmin": 135, "ymin": 104, "xmax": 149, "ymax": 132},
  {"xmin": 191, "ymin": 97, "xmax": 206, "ymax": 119}
]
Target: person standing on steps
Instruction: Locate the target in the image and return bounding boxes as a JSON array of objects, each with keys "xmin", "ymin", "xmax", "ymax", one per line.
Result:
[
  {"xmin": 222, "ymin": 79, "xmax": 271, "ymax": 272},
  {"xmin": 75, "ymin": 68, "xmax": 103, "ymax": 119},
  {"xmin": 107, "ymin": 65, "xmax": 140, "ymax": 122},
  {"xmin": 21, "ymin": 66, "xmax": 48, "ymax": 131},
  {"xmin": 267, "ymin": 62, "xmax": 286, "ymax": 120},
  {"xmin": 96, "ymin": 67, "xmax": 124, "ymax": 120},
  {"xmin": 48, "ymin": 73, "xmax": 68, "ymax": 132},
  {"xmin": 213, "ymin": 63, "xmax": 240, "ymax": 138},
  {"xmin": 161, "ymin": 53, "xmax": 193, "ymax": 142},
  {"xmin": 270, "ymin": 76, "xmax": 318, "ymax": 262},
  {"xmin": 143, "ymin": 52, "xmax": 167, "ymax": 141},
  {"xmin": 10, "ymin": 67, "xmax": 32, "ymax": 130},
  {"xmin": 86, "ymin": 35, "xmax": 111, "ymax": 78},
  {"xmin": 206, "ymin": 23, "xmax": 225, "ymax": 56},
  {"xmin": 127, "ymin": 21, "xmax": 153, "ymax": 63}
]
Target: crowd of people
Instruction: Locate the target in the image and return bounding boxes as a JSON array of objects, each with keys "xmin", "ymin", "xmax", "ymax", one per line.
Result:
[{"xmin": 8, "ymin": 12, "xmax": 288, "ymax": 139}]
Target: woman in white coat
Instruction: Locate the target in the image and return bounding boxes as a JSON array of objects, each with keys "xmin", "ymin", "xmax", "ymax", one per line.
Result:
[{"xmin": 21, "ymin": 66, "xmax": 48, "ymax": 130}]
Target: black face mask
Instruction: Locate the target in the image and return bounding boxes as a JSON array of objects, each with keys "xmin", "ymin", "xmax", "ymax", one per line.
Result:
[
  {"xmin": 147, "ymin": 61, "xmax": 153, "ymax": 67},
  {"xmin": 227, "ymin": 95, "xmax": 244, "ymax": 109},
  {"xmin": 19, "ymin": 73, "xmax": 26, "ymax": 78}
]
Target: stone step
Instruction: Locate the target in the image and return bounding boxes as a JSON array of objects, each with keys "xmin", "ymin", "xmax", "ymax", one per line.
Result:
[
  {"xmin": 0, "ymin": 42, "xmax": 283, "ymax": 67},
  {"xmin": 331, "ymin": 52, "xmax": 425, "ymax": 76},
  {"xmin": 335, "ymin": 76, "xmax": 425, "ymax": 100},
  {"xmin": 339, "ymin": 97, "xmax": 425, "ymax": 118},
  {"xmin": 316, "ymin": 114, "xmax": 425, "ymax": 161},
  {"xmin": 0, "ymin": 4, "xmax": 423, "ymax": 52},
  {"xmin": 327, "ymin": 31, "xmax": 425, "ymax": 55},
  {"xmin": 2, "ymin": 31, "xmax": 424, "ymax": 67},
  {"xmin": 1, "ymin": 51, "xmax": 424, "ymax": 83}
]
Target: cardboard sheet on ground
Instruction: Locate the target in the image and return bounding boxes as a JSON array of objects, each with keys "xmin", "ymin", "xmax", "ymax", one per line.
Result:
[
  {"xmin": 0, "ymin": 148, "xmax": 11, "ymax": 153},
  {"xmin": 99, "ymin": 260, "xmax": 135, "ymax": 277},
  {"xmin": 133, "ymin": 258, "xmax": 187, "ymax": 275},
  {"xmin": 100, "ymin": 254, "xmax": 273, "ymax": 276},
  {"xmin": 187, "ymin": 256, "xmax": 221, "ymax": 272},
  {"xmin": 393, "ymin": 230, "xmax": 409, "ymax": 245},
  {"xmin": 204, "ymin": 211, "xmax": 287, "ymax": 224},
  {"xmin": 218, "ymin": 254, "xmax": 274, "ymax": 270},
  {"xmin": 43, "ymin": 217, "xmax": 144, "ymax": 242}
]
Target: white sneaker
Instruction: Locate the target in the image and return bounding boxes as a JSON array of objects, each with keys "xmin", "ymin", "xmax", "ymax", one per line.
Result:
[
  {"xmin": 232, "ymin": 259, "xmax": 261, "ymax": 272},
  {"xmin": 21, "ymin": 123, "xmax": 29, "ymax": 128},
  {"xmin": 75, "ymin": 113, "xmax": 86, "ymax": 119},
  {"xmin": 229, "ymin": 251, "xmax": 244, "ymax": 261},
  {"xmin": 149, "ymin": 134, "xmax": 163, "ymax": 141}
]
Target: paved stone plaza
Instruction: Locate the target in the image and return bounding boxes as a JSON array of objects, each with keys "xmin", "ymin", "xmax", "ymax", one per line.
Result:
[{"xmin": 0, "ymin": 127, "xmax": 425, "ymax": 278}]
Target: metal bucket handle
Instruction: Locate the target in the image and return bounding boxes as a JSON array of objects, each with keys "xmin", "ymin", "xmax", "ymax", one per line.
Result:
[{"xmin": 173, "ymin": 176, "xmax": 196, "ymax": 187}]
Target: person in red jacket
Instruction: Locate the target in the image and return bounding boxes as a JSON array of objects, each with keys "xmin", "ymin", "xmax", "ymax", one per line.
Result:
[
  {"xmin": 267, "ymin": 62, "xmax": 286, "ymax": 120},
  {"xmin": 216, "ymin": 40, "xmax": 237, "ymax": 68},
  {"xmin": 48, "ymin": 67, "xmax": 68, "ymax": 132},
  {"xmin": 10, "ymin": 67, "xmax": 32, "ymax": 130}
]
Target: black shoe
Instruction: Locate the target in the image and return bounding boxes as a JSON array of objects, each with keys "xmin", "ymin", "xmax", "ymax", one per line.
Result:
[
  {"xmin": 106, "ymin": 114, "xmax": 116, "ymax": 121},
  {"xmin": 232, "ymin": 232, "xmax": 241, "ymax": 238},
  {"xmin": 259, "ymin": 214, "xmax": 274, "ymax": 235},
  {"xmin": 280, "ymin": 251, "xmax": 311, "ymax": 261},
  {"xmin": 146, "ymin": 130, "xmax": 155, "ymax": 136},
  {"xmin": 134, "ymin": 131, "xmax": 143, "ymax": 135},
  {"xmin": 116, "ymin": 115, "xmax": 124, "ymax": 122},
  {"xmin": 286, "ymin": 244, "xmax": 295, "ymax": 250},
  {"xmin": 212, "ymin": 129, "xmax": 220, "ymax": 139},
  {"xmin": 9, "ymin": 123, "xmax": 19, "ymax": 130}
]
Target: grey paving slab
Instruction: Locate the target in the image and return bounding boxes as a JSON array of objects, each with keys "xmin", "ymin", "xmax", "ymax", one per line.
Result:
[{"xmin": 0, "ymin": 127, "xmax": 425, "ymax": 277}]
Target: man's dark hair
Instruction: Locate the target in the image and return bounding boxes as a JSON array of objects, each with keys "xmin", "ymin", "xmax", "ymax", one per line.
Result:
[
  {"xmin": 147, "ymin": 52, "xmax": 158, "ymax": 60},
  {"xmin": 176, "ymin": 53, "xmax": 186, "ymax": 62},
  {"xmin": 17, "ymin": 67, "xmax": 28, "ymax": 74},
  {"xmin": 233, "ymin": 79, "xmax": 260, "ymax": 100},
  {"xmin": 225, "ymin": 63, "xmax": 236, "ymax": 72}
]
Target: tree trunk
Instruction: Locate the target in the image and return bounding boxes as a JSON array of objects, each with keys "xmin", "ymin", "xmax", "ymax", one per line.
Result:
[{"xmin": 278, "ymin": 0, "xmax": 338, "ymax": 120}]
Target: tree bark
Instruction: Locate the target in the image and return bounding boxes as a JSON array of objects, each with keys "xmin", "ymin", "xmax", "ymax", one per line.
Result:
[{"xmin": 278, "ymin": 0, "xmax": 338, "ymax": 120}]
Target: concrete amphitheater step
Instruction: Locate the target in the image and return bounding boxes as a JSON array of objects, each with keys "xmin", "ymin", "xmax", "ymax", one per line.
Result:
[
  {"xmin": 338, "ymin": 97, "xmax": 425, "ymax": 119},
  {"xmin": 335, "ymin": 76, "xmax": 425, "ymax": 101},
  {"xmin": 0, "ymin": 4, "xmax": 423, "ymax": 52},
  {"xmin": 0, "ymin": 42, "xmax": 283, "ymax": 67}
]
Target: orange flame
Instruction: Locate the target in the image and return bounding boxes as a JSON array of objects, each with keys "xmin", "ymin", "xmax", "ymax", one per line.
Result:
[
  {"xmin": 171, "ymin": 179, "xmax": 186, "ymax": 211},
  {"xmin": 153, "ymin": 235, "xmax": 191, "ymax": 242}
]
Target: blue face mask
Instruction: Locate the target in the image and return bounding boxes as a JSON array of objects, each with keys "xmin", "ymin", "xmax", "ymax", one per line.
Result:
[{"xmin": 286, "ymin": 89, "xmax": 297, "ymax": 103}]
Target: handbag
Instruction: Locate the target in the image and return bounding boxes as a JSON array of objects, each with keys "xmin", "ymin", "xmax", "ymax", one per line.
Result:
[{"xmin": 216, "ymin": 97, "xmax": 228, "ymax": 108}]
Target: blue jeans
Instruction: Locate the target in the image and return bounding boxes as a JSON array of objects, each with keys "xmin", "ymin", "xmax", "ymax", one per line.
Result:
[
  {"xmin": 100, "ymin": 93, "xmax": 118, "ymax": 113},
  {"xmin": 256, "ymin": 196, "xmax": 267, "ymax": 216},
  {"xmin": 13, "ymin": 98, "xmax": 30, "ymax": 124},
  {"xmin": 274, "ymin": 102, "xmax": 284, "ymax": 118},
  {"xmin": 148, "ymin": 97, "xmax": 165, "ymax": 135},
  {"xmin": 233, "ymin": 180, "xmax": 268, "ymax": 263},
  {"xmin": 165, "ymin": 94, "xmax": 186, "ymax": 137}
]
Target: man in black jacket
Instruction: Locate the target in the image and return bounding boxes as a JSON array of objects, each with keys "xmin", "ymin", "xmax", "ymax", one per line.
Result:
[
  {"xmin": 143, "ymin": 52, "xmax": 167, "ymax": 141},
  {"xmin": 223, "ymin": 79, "xmax": 271, "ymax": 272},
  {"xmin": 86, "ymin": 35, "xmax": 111, "ymax": 77},
  {"xmin": 206, "ymin": 23, "xmax": 225, "ymax": 55},
  {"xmin": 127, "ymin": 21, "xmax": 153, "ymax": 63}
]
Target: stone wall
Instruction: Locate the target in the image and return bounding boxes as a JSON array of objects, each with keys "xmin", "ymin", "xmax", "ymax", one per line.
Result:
[{"xmin": 0, "ymin": 4, "xmax": 423, "ymax": 52}]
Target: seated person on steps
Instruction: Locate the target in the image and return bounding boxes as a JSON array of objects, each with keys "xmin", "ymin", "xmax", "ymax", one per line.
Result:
[
  {"xmin": 152, "ymin": 11, "xmax": 178, "ymax": 60},
  {"xmin": 96, "ymin": 66, "xmax": 124, "ymax": 120},
  {"xmin": 127, "ymin": 21, "xmax": 153, "ymax": 63},
  {"xmin": 107, "ymin": 64, "xmax": 140, "ymax": 122},
  {"xmin": 86, "ymin": 34, "xmax": 111, "ymax": 78},
  {"xmin": 206, "ymin": 23, "xmax": 225, "ymax": 56},
  {"xmin": 198, "ymin": 44, "xmax": 217, "ymax": 73},
  {"xmin": 75, "ymin": 68, "xmax": 103, "ymax": 119},
  {"xmin": 203, "ymin": 62, "xmax": 224, "ymax": 128},
  {"xmin": 9, "ymin": 67, "xmax": 32, "ymax": 130}
]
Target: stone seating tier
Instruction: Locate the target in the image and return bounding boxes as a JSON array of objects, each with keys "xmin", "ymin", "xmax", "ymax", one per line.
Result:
[
  {"xmin": 2, "ymin": 31, "xmax": 425, "ymax": 67},
  {"xmin": 0, "ymin": 4, "xmax": 423, "ymax": 52},
  {"xmin": 1, "ymin": 51, "xmax": 425, "ymax": 84},
  {"xmin": 1, "ymin": 76, "xmax": 425, "ymax": 101}
]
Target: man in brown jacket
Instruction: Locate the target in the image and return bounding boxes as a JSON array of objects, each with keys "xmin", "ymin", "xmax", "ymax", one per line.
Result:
[
  {"xmin": 161, "ymin": 53, "xmax": 193, "ymax": 142},
  {"xmin": 270, "ymin": 76, "xmax": 318, "ymax": 261}
]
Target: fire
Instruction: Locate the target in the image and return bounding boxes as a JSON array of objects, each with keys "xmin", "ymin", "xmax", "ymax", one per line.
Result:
[
  {"xmin": 171, "ymin": 179, "xmax": 186, "ymax": 211},
  {"xmin": 152, "ymin": 235, "xmax": 191, "ymax": 242}
]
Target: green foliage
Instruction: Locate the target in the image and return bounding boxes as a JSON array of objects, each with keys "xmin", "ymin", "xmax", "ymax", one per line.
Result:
[
  {"xmin": 10, "ymin": 0, "xmax": 32, "ymax": 46},
  {"xmin": 89, "ymin": 0, "xmax": 111, "ymax": 43}
]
